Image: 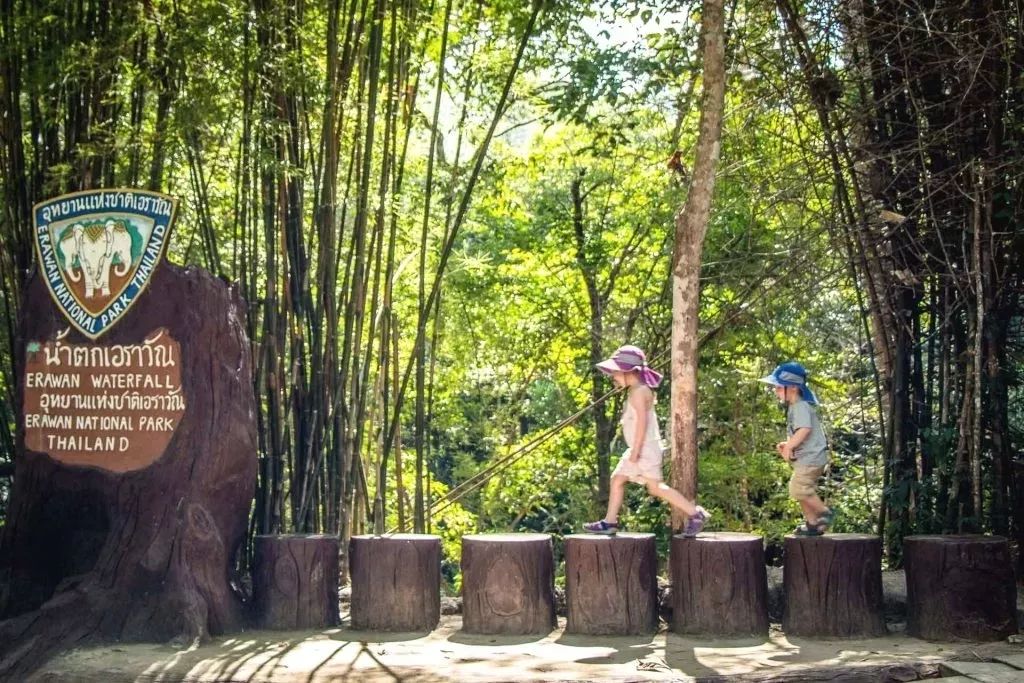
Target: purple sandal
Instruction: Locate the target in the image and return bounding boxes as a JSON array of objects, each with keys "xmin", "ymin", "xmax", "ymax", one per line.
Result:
[
  {"xmin": 681, "ymin": 506, "xmax": 710, "ymax": 538},
  {"xmin": 583, "ymin": 519, "xmax": 619, "ymax": 535}
]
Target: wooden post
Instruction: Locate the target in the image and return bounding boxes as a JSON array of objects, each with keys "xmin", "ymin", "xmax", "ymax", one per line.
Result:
[
  {"xmin": 671, "ymin": 532, "xmax": 769, "ymax": 637},
  {"xmin": 254, "ymin": 534, "xmax": 340, "ymax": 630},
  {"xmin": 461, "ymin": 533, "xmax": 555, "ymax": 635},
  {"xmin": 349, "ymin": 534, "xmax": 441, "ymax": 632},
  {"xmin": 782, "ymin": 533, "xmax": 885, "ymax": 638},
  {"xmin": 904, "ymin": 534, "xmax": 1017, "ymax": 642},
  {"xmin": 564, "ymin": 533, "xmax": 657, "ymax": 635}
]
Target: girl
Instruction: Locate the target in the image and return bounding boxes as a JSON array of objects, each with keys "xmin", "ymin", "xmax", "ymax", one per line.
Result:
[{"xmin": 583, "ymin": 344, "xmax": 710, "ymax": 537}]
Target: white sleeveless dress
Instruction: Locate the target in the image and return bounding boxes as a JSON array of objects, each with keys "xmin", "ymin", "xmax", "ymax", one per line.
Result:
[{"xmin": 611, "ymin": 400, "xmax": 664, "ymax": 482}]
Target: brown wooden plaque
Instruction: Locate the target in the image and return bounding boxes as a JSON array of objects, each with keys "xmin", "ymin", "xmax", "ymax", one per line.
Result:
[{"xmin": 22, "ymin": 327, "xmax": 186, "ymax": 472}]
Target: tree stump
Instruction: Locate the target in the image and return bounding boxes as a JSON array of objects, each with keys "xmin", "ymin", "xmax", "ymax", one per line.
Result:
[
  {"xmin": 671, "ymin": 532, "xmax": 769, "ymax": 637},
  {"xmin": 349, "ymin": 534, "xmax": 441, "ymax": 632},
  {"xmin": 904, "ymin": 534, "xmax": 1017, "ymax": 641},
  {"xmin": 782, "ymin": 533, "xmax": 885, "ymax": 637},
  {"xmin": 0, "ymin": 263, "xmax": 257, "ymax": 680},
  {"xmin": 564, "ymin": 533, "xmax": 657, "ymax": 635},
  {"xmin": 461, "ymin": 533, "xmax": 555, "ymax": 635},
  {"xmin": 254, "ymin": 534, "xmax": 340, "ymax": 630}
]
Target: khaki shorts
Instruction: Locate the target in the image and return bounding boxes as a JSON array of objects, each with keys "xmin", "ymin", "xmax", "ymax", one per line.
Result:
[{"xmin": 788, "ymin": 463, "xmax": 824, "ymax": 499}]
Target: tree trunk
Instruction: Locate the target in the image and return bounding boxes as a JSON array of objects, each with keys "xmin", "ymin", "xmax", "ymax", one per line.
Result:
[
  {"xmin": 1016, "ymin": 462, "xmax": 1024, "ymax": 581},
  {"xmin": 461, "ymin": 533, "xmax": 555, "ymax": 635},
  {"xmin": 349, "ymin": 533, "xmax": 440, "ymax": 632},
  {"xmin": 670, "ymin": 0, "xmax": 727, "ymax": 528},
  {"xmin": 782, "ymin": 534, "xmax": 885, "ymax": 637},
  {"xmin": 0, "ymin": 263, "xmax": 257, "ymax": 679},
  {"xmin": 904, "ymin": 534, "xmax": 1017, "ymax": 642},
  {"xmin": 570, "ymin": 171, "xmax": 614, "ymax": 510},
  {"xmin": 564, "ymin": 533, "xmax": 657, "ymax": 635},
  {"xmin": 671, "ymin": 532, "xmax": 769, "ymax": 637},
  {"xmin": 253, "ymin": 534, "xmax": 340, "ymax": 630}
]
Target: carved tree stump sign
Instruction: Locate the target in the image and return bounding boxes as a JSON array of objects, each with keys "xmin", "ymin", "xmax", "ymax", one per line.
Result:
[
  {"xmin": 0, "ymin": 212, "xmax": 258, "ymax": 681},
  {"xmin": 349, "ymin": 534, "xmax": 441, "ymax": 632},
  {"xmin": 782, "ymin": 533, "xmax": 885, "ymax": 638},
  {"xmin": 904, "ymin": 535, "xmax": 1017, "ymax": 641},
  {"xmin": 671, "ymin": 532, "xmax": 769, "ymax": 637},
  {"xmin": 461, "ymin": 533, "xmax": 555, "ymax": 635},
  {"xmin": 564, "ymin": 533, "xmax": 657, "ymax": 635},
  {"xmin": 254, "ymin": 534, "xmax": 340, "ymax": 630}
]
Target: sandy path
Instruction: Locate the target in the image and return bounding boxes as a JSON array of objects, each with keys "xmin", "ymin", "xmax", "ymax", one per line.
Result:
[{"xmin": 27, "ymin": 615, "xmax": 991, "ymax": 683}]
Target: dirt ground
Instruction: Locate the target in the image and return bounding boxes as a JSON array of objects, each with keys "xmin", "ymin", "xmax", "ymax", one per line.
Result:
[
  {"xmin": 23, "ymin": 571, "xmax": 1024, "ymax": 682},
  {"xmin": 25, "ymin": 615, "xmax": 1024, "ymax": 683}
]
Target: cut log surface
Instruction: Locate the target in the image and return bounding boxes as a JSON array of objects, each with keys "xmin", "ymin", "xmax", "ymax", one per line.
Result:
[
  {"xmin": 349, "ymin": 534, "xmax": 441, "ymax": 632},
  {"xmin": 0, "ymin": 264, "xmax": 257, "ymax": 680},
  {"xmin": 904, "ymin": 534, "xmax": 1017, "ymax": 642},
  {"xmin": 671, "ymin": 532, "xmax": 769, "ymax": 637},
  {"xmin": 461, "ymin": 533, "xmax": 555, "ymax": 635},
  {"xmin": 254, "ymin": 534, "xmax": 340, "ymax": 630},
  {"xmin": 564, "ymin": 533, "xmax": 657, "ymax": 635},
  {"xmin": 782, "ymin": 533, "xmax": 885, "ymax": 638}
]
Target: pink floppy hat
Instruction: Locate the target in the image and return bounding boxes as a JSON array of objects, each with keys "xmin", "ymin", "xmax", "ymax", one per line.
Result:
[{"xmin": 596, "ymin": 344, "xmax": 663, "ymax": 388}]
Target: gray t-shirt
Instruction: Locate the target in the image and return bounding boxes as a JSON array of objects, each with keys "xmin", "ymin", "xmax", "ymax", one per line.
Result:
[{"xmin": 787, "ymin": 400, "xmax": 828, "ymax": 466}]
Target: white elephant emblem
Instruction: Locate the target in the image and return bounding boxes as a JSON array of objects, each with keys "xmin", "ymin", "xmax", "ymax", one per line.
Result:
[{"xmin": 58, "ymin": 221, "xmax": 133, "ymax": 298}]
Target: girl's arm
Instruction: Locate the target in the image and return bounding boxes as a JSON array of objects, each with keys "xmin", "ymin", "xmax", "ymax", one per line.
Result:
[{"xmin": 628, "ymin": 386, "xmax": 651, "ymax": 461}]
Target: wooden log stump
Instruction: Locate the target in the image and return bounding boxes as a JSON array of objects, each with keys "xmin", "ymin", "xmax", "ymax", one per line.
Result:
[
  {"xmin": 564, "ymin": 533, "xmax": 657, "ymax": 635},
  {"xmin": 670, "ymin": 532, "xmax": 769, "ymax": 637},
  {"xmin": 349, "ymin": 534, "xmax": 441, "ymax": 632},
  {"xmin": 783, "ymin": 533, "xmax": 885, "ymax": 638},
  {"xmin": 254, "ymin": 534, "xmax": 340, "ymax": 630},
  {"xmin": 904, "ymin": 534, "xmax": 1017, "ymax": 642},
  {"xmin": 461, "ymin": 533, "xmax": 555, "ymax": 635}
]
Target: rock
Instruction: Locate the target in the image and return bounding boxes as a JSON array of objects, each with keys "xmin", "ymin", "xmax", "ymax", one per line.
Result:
[
  {"xmin": 554, "ymin": 585, "xmax": 566, "ymax": 616},
  {"xmin": 440, "ymin": 597, "xmax": 461, "ymax": 616}
]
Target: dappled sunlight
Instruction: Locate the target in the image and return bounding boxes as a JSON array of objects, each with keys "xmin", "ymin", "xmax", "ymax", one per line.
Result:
[
  {"xmin": 685, "ymin": 632, "xmax": 952, "ymax": 678},
  {"xmin": 27, "ymin": 620, "xmax": 998, "ymax": 682}
]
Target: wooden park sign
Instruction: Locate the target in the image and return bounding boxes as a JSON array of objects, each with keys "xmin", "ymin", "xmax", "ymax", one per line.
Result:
[
  {"xmin": 22, "ymin": 190, "xmax": 185, "ymax": 471},
  {"xmin": 0, "ymin": 189, "xmax": 258, "ymax": 680},
  {"xmin": 33, "ymin": 189, "xmax": 176, "ymax": 339},
  {"xmin": 22, "ymin": 328, "xmax": 185, "ymax": 472}
]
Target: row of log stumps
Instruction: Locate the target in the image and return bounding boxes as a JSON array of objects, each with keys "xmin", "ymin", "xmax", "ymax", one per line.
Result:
[
  {"xmin": 462, "ymin": 533, "xmax": 557, "ymax": 634},
  {"xmin": 671, "ymin": 532, "xmax": 770, "ymax": 637},
  {"xmin": 253, "ymin": 532, "xmax": 1018, "ymax": 642},
  {"xmin": 781, "ymin": 534, "xmax": 885, "ymax": 638},
  {"xmin": 565, "ymin": 533, "xmax": 658, "ymax": 635},
  {"xmin": 253, "ymin": 534, "xmax": 341, "ymax": 630},
  {"xmin": 675, "ymin": 532, "xmax": 1017, "ymax": 641},
  {"xmin": 349, "ymin": 534, "xmax": 442, "ymax": 632}
]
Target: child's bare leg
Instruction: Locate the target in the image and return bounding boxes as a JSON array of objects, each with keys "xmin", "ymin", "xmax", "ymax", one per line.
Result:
[
  {"xmin": 603, "ymin": 475, "xmax": 628, "ymax": 523},
  {"xmin": 799, "ymin": 496, "xmax": 829, "ymax": 522},
  {"xmin": 644, "ymin": 480, "xmax": 698, "ymax": 517}
]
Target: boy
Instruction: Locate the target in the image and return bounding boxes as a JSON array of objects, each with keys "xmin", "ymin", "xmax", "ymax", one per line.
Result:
[{"xmin": 759, "ymin": 362, "xmax": 834, "ymax": 536}]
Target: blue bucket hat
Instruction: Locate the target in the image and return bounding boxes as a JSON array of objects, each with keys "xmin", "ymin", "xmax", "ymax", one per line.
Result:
[{"xmin": 758, "ymin": 361, "xmax": 818, "ymax": 404}]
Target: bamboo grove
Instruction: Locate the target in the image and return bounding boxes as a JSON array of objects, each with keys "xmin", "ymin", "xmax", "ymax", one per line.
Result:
[
  {"xmin": 0, "ymin": 0, "xmax": 546, "ymax": 547},
  {"xmin": 1, "ymin": 0, "xmax": 1022, "ymax": 567},
  {"xmin": 777, "ymin": 0, "xmax": 1024, "ymax": 557}
]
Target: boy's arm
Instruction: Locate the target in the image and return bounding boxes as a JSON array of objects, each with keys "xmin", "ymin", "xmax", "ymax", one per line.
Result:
[{"xmin": 779, "ymin": 427, "xmax": 811, "ymax": 461}]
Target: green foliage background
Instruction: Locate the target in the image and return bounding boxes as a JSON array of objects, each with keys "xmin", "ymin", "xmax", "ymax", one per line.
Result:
[{"xmin": 1, "ymin": 0, "xmax": 1020, "ymax": 589}]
